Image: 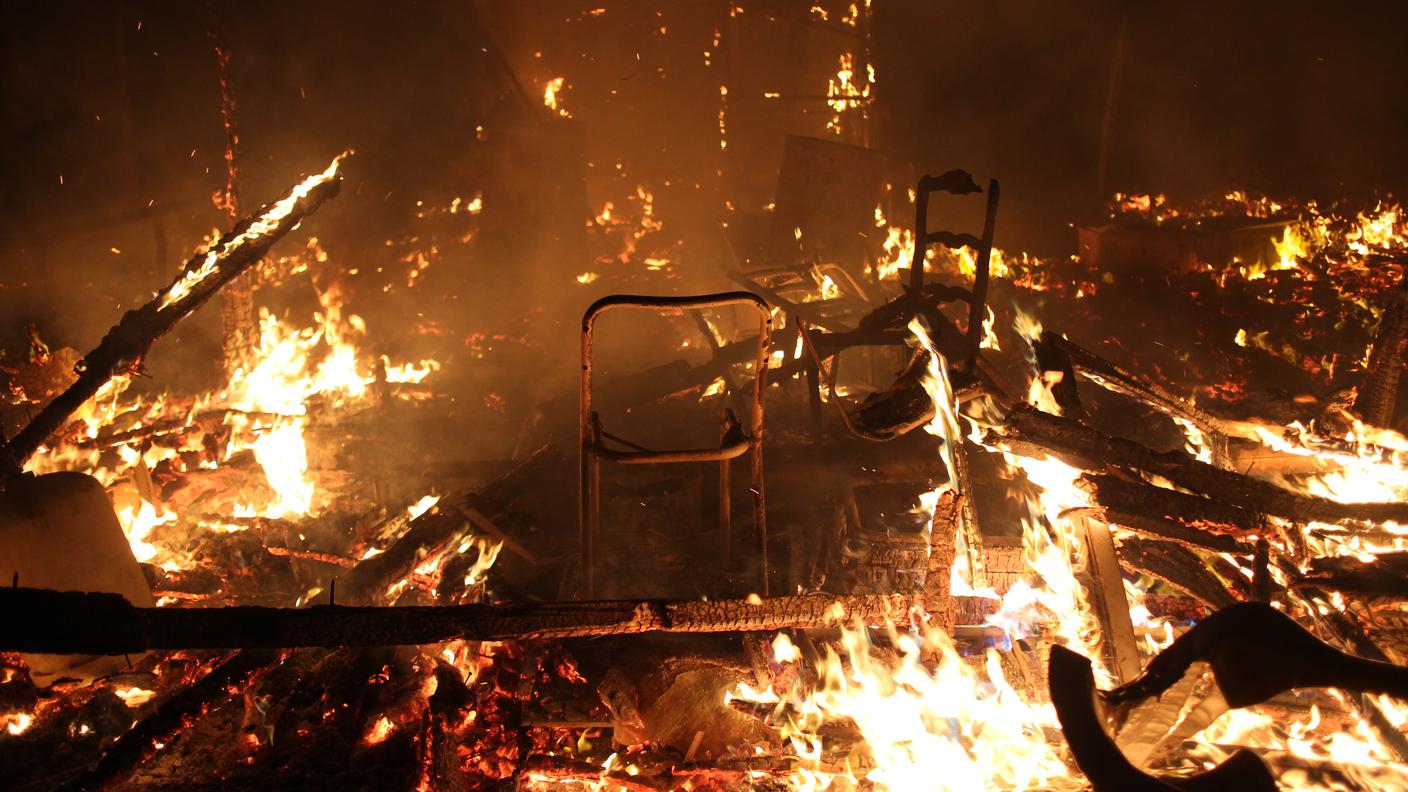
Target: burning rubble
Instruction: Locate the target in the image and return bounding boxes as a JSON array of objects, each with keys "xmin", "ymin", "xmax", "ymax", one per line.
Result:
[{"xmin": 4, "ymin": 3, "xmax": 1408, "ymax": 791}]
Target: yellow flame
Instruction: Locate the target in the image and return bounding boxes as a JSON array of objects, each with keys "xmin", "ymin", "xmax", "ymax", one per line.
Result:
[
  {"xmin": 159, "ymin": 154, "xmax": 343, "ymax": 310},
  {"xmin": 543, "ymin": 77, "xmax": 571, "ymax": 118}
]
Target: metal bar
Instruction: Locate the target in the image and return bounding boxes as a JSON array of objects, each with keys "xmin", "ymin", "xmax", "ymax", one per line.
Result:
[
  {"xmin": 593, "ymin": 440, "xmax": 751, "ymax": 464},
  {"xmin": 719, "ymin": 412, "xmax": 735, "ymax": 566},
  {"xmin": 580, "ymin": 292, "xmax": 771, "ymax": 598}
]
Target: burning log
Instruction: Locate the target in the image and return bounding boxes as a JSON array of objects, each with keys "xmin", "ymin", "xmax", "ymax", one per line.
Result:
[
  {"xmin": 1297, "ymin": 552, "xmax": 1408, "ymax": 598},
  {"xmin": 1038, "ymin": 331, "xmax": 1230, "ymax": 463},
  {"xmin": 3, "ymin": 155, "xmax": 345, "ymax": 468},
  {"xmin": 1115, "ymin": 537, "xmax": 1239, "ymax": 608},
  {"xmin": 1353, "ymin": 271, "xmax": 1408, "ymax": 427},
  {"xmin": 1073, "ymin": 473, "xmax": 1265, "ymax": 551},
  {"xmin": 0, "ymin": 588, "xmax": 917, "ymax": 655},
  {"xmin": 923, "ymin": 490, "xmax": 960, "ymax": 630},
  {"xmin": 66, "ymin": 649, "xmax": 279, "ymax": 791},
  {"xmin": 335, "ymin": 444, "xmax": 563, "ymax": 604},
  {"xmin": 988, "ymin": 402, "xmax": 1408, "ymax": 526}
]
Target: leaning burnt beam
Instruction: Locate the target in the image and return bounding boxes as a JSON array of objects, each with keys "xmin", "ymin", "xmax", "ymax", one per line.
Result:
[
  {"xmin": 987, "ymin": 402, "xmax": 1408, "ymax": 526},
  {"xmin": 0, "ymin": 588, "xmax": 918, "ymax": 655},
  {"xmin": 65, "ymin": 649, "xmax": 279, "ymax": 792},
  {"xmin": 3, "ymin": 154, "xmax": 346, "ymax": 467},
  {"xmin": 1114, "ymin": 537, "xmax": 1241, "ymax": 608},
  {"xmin": 1037, "ymin": 331, "xmax": 1230, "ymax": 465}
]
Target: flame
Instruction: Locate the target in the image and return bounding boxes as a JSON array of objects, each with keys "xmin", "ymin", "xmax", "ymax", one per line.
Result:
[
  {"xmin": 117, "ymin": 499, "xmax": 177, "ymax": 564},
  {"xmin": 114, "ymin": 686, "xmax": 156, "ymax": 708},
  {"xmin": 159, "ymin": 154, "xmax": 343, "ymax": 310},
  {"xmin": 363, "ymin": 715, "xmax": 396, "ymax": 746},
  {"xmin": 3, "ymin": 713, "xmax": 33, "ymax": 736},
  {"xmin": 826, "ymin": 52, "xmax": 873, "ymax": 135},
  {"xmin": 543, "ymin": 77, "xmax": 570, "ymax": 118},
  {"xmin": 407, "ymin": 494, "xmax": 440, "ymax": 520},
  {"xmin": 731, "ymin": 620, "xmax": 1079, "ymax": 791}
]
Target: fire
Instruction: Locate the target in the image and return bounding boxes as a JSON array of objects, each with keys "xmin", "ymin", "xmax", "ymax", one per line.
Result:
[
  {"xmin": 3, "ymin": 713, "xmax": 33, "ymax": 736},
  {"xmin": 826, "ymin": 52, "xmax": 873, "ymax": 135},
  {"xmin": 116, "ymin": 499, "xmax": 177, "ymax": 564},
  {"xmin": 248, "ymin": 420, "xmax": 314, "ymax": 517},
  {"xmin": 113, "ymin": 686, "xmax": 156, "ymax": 708},
  {"xmin": 159, "ymin": 154, "xmax": 344, "ymax": 310},
  {"xmin": 543, "ymin": 77, "xmax": 570, "ymax": 118},
  {"xmin": 731, "ymin": 621, "xmax": 1079, "ymax": 791},
  {"xmin": 407, "ymin": 494, "xmax": 440, "ymax": 519}
]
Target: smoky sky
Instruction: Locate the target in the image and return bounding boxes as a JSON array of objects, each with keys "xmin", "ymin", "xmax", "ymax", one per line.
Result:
[{"xmin": 1, "ymin": 0, "xmax": 1405, "ymax": 378}]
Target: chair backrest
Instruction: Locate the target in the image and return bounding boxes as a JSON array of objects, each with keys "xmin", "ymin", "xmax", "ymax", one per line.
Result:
[{"xmin": 910, "ymin": 170, "xmax": 1000, "ymax": 364}]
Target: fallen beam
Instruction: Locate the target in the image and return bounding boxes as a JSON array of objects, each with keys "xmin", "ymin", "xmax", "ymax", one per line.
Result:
[
  {"xmin": 0, "ymin": 588, "xmax": 918, "ymax": 655},
  {"xmin": 1042, "ymin": 331, "xmax": 1229, "ymax": 464},
  {"xmin": 336, "ymin": 444, "xmax": 563, "ymax": 604},
  {"xmin": 1075, "ymin": 473, "xmax": 1267, "ymax": 546},
  {"xmin": 987, "ymin": 403, "xmax": 1408, "ymax": 526},
  {"xmin": 1115, "ymin": 537, "xmax": 1240, "ymax": 609},
  {"xmin": 1297, "ymin": 552, "xmax": 1408, "ymax": 599}
]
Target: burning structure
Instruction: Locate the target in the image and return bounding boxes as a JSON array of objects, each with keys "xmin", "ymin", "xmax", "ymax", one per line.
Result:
[{"xmin": 3, "ymin": 1, "xmax": 1408, "ymax": 789}]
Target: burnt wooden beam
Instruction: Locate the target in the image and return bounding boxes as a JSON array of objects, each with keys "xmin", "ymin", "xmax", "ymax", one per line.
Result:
[
  {"xmin": 1041, "ymin": 331, "xmax": 1229, "ymax": 464},
  {"xmin": 1115, "ymin": 537, "xmax": 1239, "ymax": 609},
  {"xmin": 1075, "ymin": 473, "xmax": 1268, "ymax": 541},
  {"xmin": 336, "ymin": 444, "xmax": 563, "ymax": 604},
  {"xmin": 0, "ymin": 588, "xmax": 918, "ymax": 655},
  {"xmin": 4, "ymin": 156, "xmax": 344, "ymax": 467},
  {"xmin": 1354, "ymin": 273, "xmax": 1408, "ymax": 427},
  {"xmin": 64, "ymin": 650, "xmax": 278, "ymax": 792},
  {"xmin": 987, "ymin": 403, "xmax": 1408, "ymax": 526},
  {"xmin": 1297, "ymin": 552, "xmax": 1408, "ymax": 598}
]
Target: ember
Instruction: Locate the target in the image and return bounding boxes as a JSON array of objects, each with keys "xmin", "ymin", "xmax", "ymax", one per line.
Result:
[{"xmin": 4, "ymin": 3, "xmax": 1408, "ymax": 791}]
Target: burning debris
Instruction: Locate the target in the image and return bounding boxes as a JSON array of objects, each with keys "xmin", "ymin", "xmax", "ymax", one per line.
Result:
[{"xmin": 5, "ymin": 3, "xmax": 1408, "ymax": 791}]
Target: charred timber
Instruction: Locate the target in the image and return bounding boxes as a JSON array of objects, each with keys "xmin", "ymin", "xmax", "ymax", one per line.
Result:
[
  {"xmin": 987, "ymin": 403, "xmax": 1408, "ymax": 526},
  {"xmin": 1041, "ymin": 331, "xmax": 1229, "ymax": 462},
  {"xmin": 335, "ymin": 444, "xmax": 562, "ymax": 604},
  {"xmin": 4, "ymin": 158, "xmax": 344, "ymax": 467},
  {"xmin": 1073, "ymin": 473, "xmax": 1265, "ymax": 550},
  {"xmin": 1114, "ymin": 537, "xmax": 1239, "ymax": 609},
  {"xmin": 1354, "ymin": 275, "xmax": 1408, "ymax": 427},
  {"xmin": 1298, "ymin": 552, "xmax": 1408, "ymax": 598},
  {"xmin": 65, "ymin": 649, "xmax": 278, "ymax": 792},
  {"xmin": 0, "ymin": 588, "xmax": 917, "ymax": 655}
]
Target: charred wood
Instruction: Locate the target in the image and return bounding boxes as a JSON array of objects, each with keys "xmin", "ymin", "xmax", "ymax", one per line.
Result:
[
  {"xmin": 1075, "ymin": 473, "xmax": 1267, "ymax": 544},
  {"xmin": 4, "ymin": 163, "xmax": 342, "ymax": 467},
  {"xmin": 1353, "ymin": 275, "xmax": 1408, "ymax": 427},
  {"xmin": 335, "ymin": 445, "xmax": 563, "ymax": 604},
  {"xmin": 1041, "ymin": 331, "xmax": 1229, "ymax": 463},
  {"xmin": 63, "ymin": 649, "xmax": 278, "ymax": 791},
  {"xmin": 988, "ymin": 403, "xmax": 1408, "ymax": 526},
  {"xmin": 0, "ymin": 588, "xmax": 917, "ymax": 655},
  {"xmin": 1298, "ymin": 552, "xmax": 1408, "ymax": 599},
  {"xmin": 1114, "ymin": 537, "xmax": 1239, "ymax": 609}
]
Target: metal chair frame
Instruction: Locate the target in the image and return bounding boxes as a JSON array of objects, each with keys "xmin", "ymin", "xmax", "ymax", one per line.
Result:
[{"xmin": 580, "ymin": 292, "xmax": 772, "ymax": 598}]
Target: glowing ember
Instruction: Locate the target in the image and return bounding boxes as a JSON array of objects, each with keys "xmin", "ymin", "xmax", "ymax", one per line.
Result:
[{"xmin": 2, "ymin": 713, "xmax": 33, "ymax": 737}]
